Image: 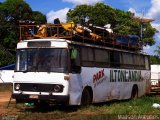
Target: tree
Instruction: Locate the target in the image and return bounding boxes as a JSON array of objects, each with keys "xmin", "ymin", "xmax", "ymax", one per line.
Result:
[
  {"xmin": 150, "ymin": 46, "xmax": 160, "ymax": 64},
  {"xmin": 67, "ymin": 4, "xmax": 92, "ymax": 24},
  {"xmin": 32, "ymin": 11, "xmax": 47, "ymax": 24},
  {"xmin": 0, "ymin": 44, "xmax": 15, "ymax": 67},
  {"xmin": 1, "ymin": 0, "xmax": 32, "ymax": 25},
  {"xmin": 0, "ymin": 0, "xmax": 47, "ymax": 66},
  {"xmin": 0, "ymin": 0, "xmax": 46, "ymax": 48},
  {"xmin": 67, "ymin": 3, "xmax": 156, "ymax": 46},
  {"xmin": 150, "ymin": 55, "xmax": 160, "ymax": 64},
  {"xmin": 0, "ymin": 4, "xmax": 6, "ymax": 41},
  {"xmin": 67, "ymin": 3, "xmax": 116, "ymax": 26}
]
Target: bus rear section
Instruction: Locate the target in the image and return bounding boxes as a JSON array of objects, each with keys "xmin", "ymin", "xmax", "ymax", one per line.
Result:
[{"xmin": 68, "ymin": 45, "xmax": 151, "ymax": 105}]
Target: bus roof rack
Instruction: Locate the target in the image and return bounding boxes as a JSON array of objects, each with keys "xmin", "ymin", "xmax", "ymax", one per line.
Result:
[{"xmin": 19, "ymin": 22, "xmax": 142, "ymax": 52}]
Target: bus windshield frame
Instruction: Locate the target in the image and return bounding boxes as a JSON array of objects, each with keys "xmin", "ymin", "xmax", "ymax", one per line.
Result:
[{"xmin": 15, "ymin": 48, "xmax": 69, "ymax": 73}]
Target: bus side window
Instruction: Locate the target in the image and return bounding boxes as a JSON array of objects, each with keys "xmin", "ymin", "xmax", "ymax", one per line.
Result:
[
  {"xmin": 110, "ymin": 51, "xmax": 120, "ymax": 67},
  {"xmin": 70, "ymin": 48, "xmax": 81, "ymax": 73},
  {"xmin": 145, "ymin": 56, "xmax": 150, "ymax": 70}
]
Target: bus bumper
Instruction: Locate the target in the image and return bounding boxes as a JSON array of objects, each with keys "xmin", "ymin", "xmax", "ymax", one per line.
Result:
[{"xmin": 12, "ymin": 94, "xmax": 69, "ymax": 104}]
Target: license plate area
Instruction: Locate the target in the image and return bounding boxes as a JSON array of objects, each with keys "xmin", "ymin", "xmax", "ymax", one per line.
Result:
[{"xmin": 29, "ymin": 95, "xmax": 39, "ymax": 99}]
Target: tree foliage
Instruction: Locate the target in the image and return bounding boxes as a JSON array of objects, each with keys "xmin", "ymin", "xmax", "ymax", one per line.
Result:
[
  {"xmin": 0, "ymin": 44, "xmax": 15, "ymax": 67},
  {"xmin": 1, "ymin": 0, "xmax": 32, "ymax": 25},
  {"xmin": 0, "ymin": 0, "xmax": 46, "ymax": 66},
  {"xmin": 150, "ymin": 45, "xmax": 160, "ymax": 64},
  {"xmin": 150, "ymin": 55, "xmax": 160, "ymax": 64},
  {"xmin": 67, "ymin": 3, "xmax": 156, "ymax": 46},
  {"xmin": 32, "ymin": 11, "xmax": 47, "ymax": 24}
]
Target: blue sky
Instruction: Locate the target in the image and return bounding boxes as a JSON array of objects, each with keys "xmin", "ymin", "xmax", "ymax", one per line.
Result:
[
  {"xmin": 24, "ymin": 0, "xmax": 152, "ymax": 15},
  {"xmin": 0, "ymin": 0, "xmax": 160, "ymax": 55}
]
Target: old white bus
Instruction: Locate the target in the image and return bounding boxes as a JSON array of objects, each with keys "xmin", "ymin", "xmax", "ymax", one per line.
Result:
[{"xmin": 12, "ymin": 38, "xmax": 150, "ymax": 105}]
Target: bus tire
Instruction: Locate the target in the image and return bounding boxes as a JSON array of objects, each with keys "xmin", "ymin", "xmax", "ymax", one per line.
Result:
[
  {"xmin": 131, "ymin": 85, "xmax": 138, "ymax": 99},
  {"xmin": 81, "ymin": 88, "xmax": 92, "ymax": 106}
]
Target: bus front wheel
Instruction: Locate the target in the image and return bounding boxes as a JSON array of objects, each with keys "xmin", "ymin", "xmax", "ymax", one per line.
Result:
[{"xmin": 81, "ymin": 88, "xmax": 91, "ymax": 106}]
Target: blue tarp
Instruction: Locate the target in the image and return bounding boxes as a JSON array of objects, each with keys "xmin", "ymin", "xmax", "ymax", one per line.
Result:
[
  {"xmin": 0, "ymin": 64, "xmax": 15, "ymax": 70},
  {"xmin": 116, "ymin": 36, "xmax": 128, "ymax": 45},
  {"xmin": 115, "ymin": 35, "xmax": 140, "ymax": 45},
  {"xmin": 127, "ymin": 35, "xmax": 140, "ymax": 44}
]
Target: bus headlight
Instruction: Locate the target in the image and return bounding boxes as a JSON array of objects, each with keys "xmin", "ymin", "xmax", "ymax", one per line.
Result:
[{"xmin": 15, "ymin": 84, "xmax": 21, "ymax": 90}]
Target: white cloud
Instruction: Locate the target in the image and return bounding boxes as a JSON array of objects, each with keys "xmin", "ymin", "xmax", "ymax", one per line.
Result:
[
  {"xmin": 129, "ymin": 0, "xmax": 160, "ymax": 23},
  {"xmin": 143, "ymin": 45, "xmax": 157, "ymax": 55},
  {"xmin": 128, "ymin": 8, "xmax": 143, "ymax": 17},
  {"xmin": 143, "ymin": 45, "xmax": 151, "ymax": 50},
  {"xmin": 146, "ymin": 0, "xmax": 160, "ymax": 22},
  {"xmin": 128, "ymin": 8, "xmax": 136, "ymax": 14},
  {"xmin": 62, "ymin": 0, "xmax": 104, "ymax": 5},
  {"xmin": 128, "ymin": 4, "xmax": 160, "ymax": 55},
  {"xmin": 146, "ymin": 0, "xmax": 160, "ymax": 55},
  {"xmin": 46, "ymin": 0, "xmax": 104, "ymax": 23},
  {"xmin": 151, "ymin": 23, "xmax": 160, "ymax": 33},
  {"xmin": 46, "ymin": 8, "xmax": 70, "ymax": 23}
]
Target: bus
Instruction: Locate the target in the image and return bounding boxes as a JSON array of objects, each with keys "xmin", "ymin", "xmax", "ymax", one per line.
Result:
[{"xmin": 12, "ymin": 38, "xmax": 150, "ymax": 105}]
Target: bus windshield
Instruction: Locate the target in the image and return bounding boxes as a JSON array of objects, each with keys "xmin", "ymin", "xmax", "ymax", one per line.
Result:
[{"xmin": 15, "ymin": 48, "xmax": 68, "ymax": 73}]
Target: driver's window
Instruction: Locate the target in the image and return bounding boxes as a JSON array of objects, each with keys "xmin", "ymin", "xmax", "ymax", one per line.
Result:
[
  {"xmin": 19, "ymin": 50, "xmax": 27, "ymax": 71},
  {"xmin": 70, "ymin": 47, "xmax": 81, "ymax": 73}
]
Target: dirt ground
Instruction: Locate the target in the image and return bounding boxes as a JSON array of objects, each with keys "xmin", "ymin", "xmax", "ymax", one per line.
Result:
[
  {"xmin": 0, "ymin": 92, "xmax": 11, "ymax": 103},
  {"xmin": 0, "ymin": 92, "xmax": 19, "ymax": 115},
  {"xmin": 0, "ymin": 91, "xmax": 91, "ymax": 120}
]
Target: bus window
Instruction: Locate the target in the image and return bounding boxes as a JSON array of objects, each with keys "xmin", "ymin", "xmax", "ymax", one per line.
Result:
[
  {"xmin": 122, "ymin": 53, "xmax": 134, "ymax": 69},
  {"xmin": 110, "ymin": 51, "xmax": 121, "ymax": 67},
  {"xmin": 134, "ymin": 55, "xmax": 145, "ymax": 69},
  {"xmin": 81, "ymin": 47, "xmax": 94, "ymax": 67},
  {"xmin": 70, "ymin": 48, "xmax": 81, "ymax": 73},
  {"xmin": 145, "ymin": 56, "xmax": 150, "ymax": 70},
  {"xmin": 95, "ymin": 49, "xmax": 110, "ymax": 67}
]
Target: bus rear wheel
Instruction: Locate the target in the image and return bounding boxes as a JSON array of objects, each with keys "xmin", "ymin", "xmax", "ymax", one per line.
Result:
[
  {"xmin": 81, "ymin": 88, "xmax": 91, "ymax": 106},
  {"xmin": 131, "ymin": 85, "xmax": 138, "ymax": 99}
]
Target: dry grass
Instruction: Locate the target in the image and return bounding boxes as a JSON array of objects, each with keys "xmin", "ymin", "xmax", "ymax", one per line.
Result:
[{"xmin": 0, "ymin": 86, "xmax": 160, "ymax": 120}]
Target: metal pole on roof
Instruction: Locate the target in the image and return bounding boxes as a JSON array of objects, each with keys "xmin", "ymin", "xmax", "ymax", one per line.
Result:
[
  {"xmin": 131, "ymin": 14, "xmax": 154, "ymax": 45},
  {"xmin": 140, "ymin": 23, "xmax": 143, "ymax": 42},
  {"xmin": 141, "ymin": 11, "xmax": 144, "ymax": 42}
]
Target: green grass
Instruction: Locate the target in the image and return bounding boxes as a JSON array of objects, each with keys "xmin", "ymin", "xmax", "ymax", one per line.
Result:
[
  {"xmin": 2, "ymin": 87, "xmax": 160, "ymax": 120},
  {"xmin": 107, "ymin": 96, "xmax": 160, "ymax": 114},
  {"xmin": 6, "ymin": 96, "xmax": 159, "ymax": 120}
]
